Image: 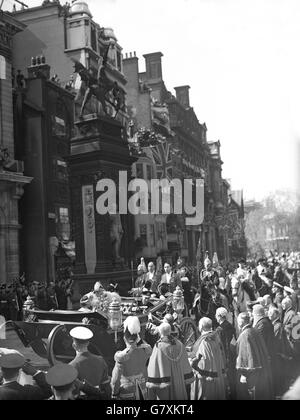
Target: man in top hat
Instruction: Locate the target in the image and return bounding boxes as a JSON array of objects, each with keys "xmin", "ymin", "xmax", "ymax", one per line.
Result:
[
  {"xmin": 69, "ymin": 326, "xmax": 111, "ymax": 398},
  {"xmin": 111, "ymin": 316, "xmax": 152, "ymax": 400},
  {"xmin": 0, "ymin": 352, "xmax": 51, "ymax": 400}
]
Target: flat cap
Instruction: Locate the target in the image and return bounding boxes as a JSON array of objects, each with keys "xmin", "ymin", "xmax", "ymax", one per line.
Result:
[
  {"xmin": 46, "ymin": 364, "xmax": 77, "ymax": 387},
  {"xmin": 0, "ymin": 352, "xmax": 25, "ymax": 369},
  {"xmin": 70, "ymin": 326, "xmax": 93, "ymax": 341}
]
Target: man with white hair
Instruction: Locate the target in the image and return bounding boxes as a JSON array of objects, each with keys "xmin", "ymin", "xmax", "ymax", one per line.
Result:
[
  {"xmin": 190, "ymin": 317, "xmax": 226, "ymax": 400},
  {"xmin": 147, "ymin": 322, "xmax": 194, "ymax": 400},
  {"xmin": 282, "ymin": 297, "xmax": 295, "ymax": 337}
]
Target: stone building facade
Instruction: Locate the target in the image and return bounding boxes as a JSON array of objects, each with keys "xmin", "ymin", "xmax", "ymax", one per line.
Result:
[{"xmin": 0, "ymin": 11, "xmax": 31, "ymax": 285}]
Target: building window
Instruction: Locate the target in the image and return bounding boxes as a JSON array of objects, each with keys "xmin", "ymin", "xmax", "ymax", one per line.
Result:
[
  {"xmin": 59, "ymin": 208, "xmax": 69, "ymax": 224},
  {"xmin": 57, "ymin": 207, "xmax": 70, "ymax": 241},
  {"xmin": 55, "ymin": 159, "xmax": 68, "ymax": 181},
  {"xmin": 116, "ymin": 49, "xmax": 122, "ymax": 72},
  {"xmin": 91, "ymin": 26, "xmax": 97, "ymax": 52},
  {"xmin": 149, "ymin": 225, "xmax": 155, "ymax": 247},
  {"xmin": 146, "ymin": 165, "xmax": 152, "ymax": 180},
  {"xmin": 0, "ymin": 55, "xmax": 6, "ymax": 80},
  {"xmin": 139, "ymin": 224, "xmax": 148, "ymax": 246},
  {"xmin": 136, "ymin": 163, "xmax": 143, "ymax": 178}
]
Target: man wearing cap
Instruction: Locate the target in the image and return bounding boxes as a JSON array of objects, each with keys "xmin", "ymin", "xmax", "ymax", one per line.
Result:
[
  {"xmin": 0, "ymin": 352, "xmax": 51, "ymax": 400},
  {"xmin": 69, "ymin": 326, "xmax": 111, "ymax": 398},
  {"xmin": 46, "ymin": 364, "xmax": 78, "ymax": 400}
]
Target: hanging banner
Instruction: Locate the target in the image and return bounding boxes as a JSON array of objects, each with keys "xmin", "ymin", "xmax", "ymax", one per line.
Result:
[{"xmin": 82, "ymin": 185, "xmax": 97, "ymax": 274}]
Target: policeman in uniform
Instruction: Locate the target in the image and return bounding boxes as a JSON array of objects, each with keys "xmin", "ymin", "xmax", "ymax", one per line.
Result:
[
  {"xmin": 69, "ymin": 326, "xmax": 111, "ymax": 398},
  {"xmin": 0, "ymin": 352, "xmax": 51, "ymax": 400},
  {"xmin": 46, "ymin": 364, "xmax": 78, "ymax": 400}
]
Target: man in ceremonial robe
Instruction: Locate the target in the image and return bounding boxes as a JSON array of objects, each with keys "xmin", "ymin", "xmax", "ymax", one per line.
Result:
[
  {"xmin": 236, "ymin": 312, "xmax": 274, "ymax": 400},
  {"xmin": 190, "ymin": 317, "xmax": 227, "ymax": 400},
  {"xmin": 146, "ymin": 323, "xmax": 194, "ymax": 400}
]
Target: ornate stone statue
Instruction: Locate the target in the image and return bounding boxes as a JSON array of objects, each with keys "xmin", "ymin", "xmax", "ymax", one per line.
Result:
[
  {"xmin": 0, "ymin": 148, "xmax": 10, "ymax": 171},
  {"xmin": 109, "ymin": 209, "xmax": 124, "ymax": 262},
  {"xmin": 73, "ymin": 45, "xmax": 125, "ymax": 118}
]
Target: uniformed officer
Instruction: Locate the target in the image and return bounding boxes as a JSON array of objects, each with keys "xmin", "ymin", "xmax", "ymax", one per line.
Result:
[
  {"xmin": 0, "ymin": 352, "xmax": 50, "ymax": 400},
  {"xmin": 46, "ymin": 364, "xmax": 78, "ymax": 400},
  {"xmin": 69, "ymin": 326, "xmax": 111, "ymax": 398},
  {"xmin": 111, "ymin": 316, "xmax": 152, "ymax": 400}
]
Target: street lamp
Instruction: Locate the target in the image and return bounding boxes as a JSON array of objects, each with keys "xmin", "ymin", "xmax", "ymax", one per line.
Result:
[
  {"xmin": 172, "ymin": 286, "xmax": 185, "ymax": 318},
  {"xmin": 108, "ymin": 299, "xmax": 122, "ymax": 343},
  {"xmin": 22, "ymin": 296, "xmax": 34, "ymax": 321}
]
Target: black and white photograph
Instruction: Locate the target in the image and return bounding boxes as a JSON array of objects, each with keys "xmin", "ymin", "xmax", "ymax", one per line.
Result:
[{"xmin": 0, "ymin": 0, "xmax": 300, "ymax": 403}]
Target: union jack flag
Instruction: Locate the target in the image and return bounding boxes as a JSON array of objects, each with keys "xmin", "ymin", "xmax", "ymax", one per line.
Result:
[{"xmin": 151, "ymin": 141, "xmax": 173, "ymax": 180}]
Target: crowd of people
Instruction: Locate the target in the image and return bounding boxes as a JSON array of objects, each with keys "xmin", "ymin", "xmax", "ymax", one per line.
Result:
[
  {"xmin": 1, "ymin": 250, "xmax": 300, "ymax": 400},
  {"xmin": 0, "ymin": 274, "xmax": 74, "ymax": 321}
]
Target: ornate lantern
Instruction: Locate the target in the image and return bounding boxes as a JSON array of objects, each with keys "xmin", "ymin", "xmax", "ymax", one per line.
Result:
[
  {"xmin": 108, "ymin": 299, "xmax": 122, "ymax": 343},
  {"xmin": 172, "ymin": 286, "xmax": 185, "ymax": 317},
  {"xmin": 22, "ymin": 296, "xmax": 34, "ymax": 320}
]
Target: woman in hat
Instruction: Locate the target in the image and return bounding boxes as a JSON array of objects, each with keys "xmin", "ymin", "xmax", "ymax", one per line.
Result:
[{"xmin": 111, "ymin": 316, "xmax": 152, "ymax": 400}]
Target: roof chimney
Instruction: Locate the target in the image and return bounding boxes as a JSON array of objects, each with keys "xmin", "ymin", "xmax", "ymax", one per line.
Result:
[
  {"xmin": 174, "ymin": 85, "xmax": 190, "ymax": 108},
  {"xmin": 143, "ymin": 52, "xmax": 163, "ymax": 81}
]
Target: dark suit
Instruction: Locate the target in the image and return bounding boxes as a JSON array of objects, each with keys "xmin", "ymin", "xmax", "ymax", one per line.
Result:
[
  {"xmin": 144, "ymin": 272, "xmax": 161, "ymax": 294},
  {"xmin": 254, "ymin": 317, "xmax": 276, "ymax": 363},
  {"xmin": 70, "ymin": 352, "xmax": 109, "ymax": 391},
  {"xmin": 216, "ymin": 320, "xmax": 236, "ymax": 399},
  {"xmin": 159, "ymin": 272, "xmax": 182, "ymax": 294}
]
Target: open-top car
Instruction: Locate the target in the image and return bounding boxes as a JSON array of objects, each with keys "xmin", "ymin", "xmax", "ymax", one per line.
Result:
[{"xmin": 12, "ymin": 295, "xmax": 198, "ymax": 374}]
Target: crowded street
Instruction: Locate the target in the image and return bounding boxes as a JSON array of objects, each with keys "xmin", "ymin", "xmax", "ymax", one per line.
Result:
[{"xmin": 1, "ymin": 0, "xmax": 300, "ymax": 403}]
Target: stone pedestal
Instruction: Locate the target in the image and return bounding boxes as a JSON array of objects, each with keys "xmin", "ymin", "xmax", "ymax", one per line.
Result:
[{"xmin": 68, "ymin": 114, "xmax": 136, "ymax": 305}]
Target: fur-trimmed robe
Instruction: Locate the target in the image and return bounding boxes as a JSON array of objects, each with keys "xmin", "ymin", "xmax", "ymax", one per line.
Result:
[
  {"xmin": 190, "ymin": 331, "xmax": 227, "ymax": 400},
  {"xmin": 236, "ymin": 325, "xmax": 274, "ymax": 400},
  {"xmin": 146, "ymin": 337, "xmax": 194, "ymax": 400}
]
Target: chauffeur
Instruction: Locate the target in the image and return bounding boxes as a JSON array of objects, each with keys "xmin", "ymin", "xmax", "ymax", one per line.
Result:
[{"xmin": 69, "ymin": 326, "xmax": 111, "ymax": 398}]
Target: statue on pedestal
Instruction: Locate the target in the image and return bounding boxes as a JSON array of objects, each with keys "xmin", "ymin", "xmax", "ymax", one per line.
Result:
[
  {"xmin": 73, "ymin": 45, "xmax": 125, "ymax": 119},
  {"xmin": 109, "ymin": 207, "xmax": 124, "ymax": 263}
]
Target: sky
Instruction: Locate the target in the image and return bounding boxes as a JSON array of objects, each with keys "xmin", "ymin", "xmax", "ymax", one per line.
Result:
[{"xmin": 5, "ymin": 0, "xmax": 300, "ymax": 201}]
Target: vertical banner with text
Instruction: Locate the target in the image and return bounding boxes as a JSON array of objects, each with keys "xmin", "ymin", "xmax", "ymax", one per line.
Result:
[{"xmin": 82, "ymin": 185, "xmax": 97, "ymax": 274}]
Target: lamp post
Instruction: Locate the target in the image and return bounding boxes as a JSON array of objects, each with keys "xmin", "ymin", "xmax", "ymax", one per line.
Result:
[
  {"xmin": 108, "ymin": 299, "xmax": 122, "ymax": 343},
  {"xmin": 172, "ymin": 286, "xmax": 185, "ymax": 320},
  {"xmin": 22, "ymin": 296, "xmax": 34, "ymax": 321}
]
